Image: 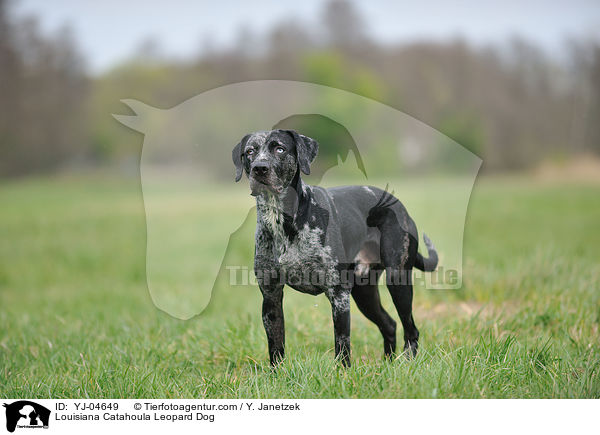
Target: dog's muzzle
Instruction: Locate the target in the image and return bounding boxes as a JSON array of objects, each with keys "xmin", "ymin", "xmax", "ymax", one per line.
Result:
[
  {"xmin": 251, "ymin": 162, "xmax": 269, "ymax": 177},
  {"xmin": 250, "ymin": 163, "xmax": 279, "ymax": 195}
]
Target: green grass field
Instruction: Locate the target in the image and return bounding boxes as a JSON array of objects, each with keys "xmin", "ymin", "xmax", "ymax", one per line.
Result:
[{"xmin": 1, "ymin": 175, "xmax": 599, "ymax": 398}]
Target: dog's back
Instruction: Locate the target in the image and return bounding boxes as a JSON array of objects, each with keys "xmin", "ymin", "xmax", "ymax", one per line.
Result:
[{"xmin": 316, "ymin": 184, "xmax": 418, "ymax": 267}]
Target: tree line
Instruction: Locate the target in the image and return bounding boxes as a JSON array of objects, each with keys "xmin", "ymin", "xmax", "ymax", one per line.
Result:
[{"xmin": 1, "ymin": 0, "xmax": 599, "ymax": 177}]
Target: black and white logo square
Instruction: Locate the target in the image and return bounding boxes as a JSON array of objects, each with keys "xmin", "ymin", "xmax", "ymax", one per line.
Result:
[{"xmin": 3, "ymin": 401, "xmax": 50, "ymax": 433}]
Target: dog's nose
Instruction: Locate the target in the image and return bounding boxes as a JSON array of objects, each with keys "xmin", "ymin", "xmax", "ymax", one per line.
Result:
[{"xmin": 251, "ymin": 163, "xmax": 269, "ymax": 177}]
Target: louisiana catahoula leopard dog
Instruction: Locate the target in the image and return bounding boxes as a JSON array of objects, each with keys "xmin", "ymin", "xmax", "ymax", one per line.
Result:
[{"xmin": 232, "ymin": 129, "xmax": 438, "ymax": 367}]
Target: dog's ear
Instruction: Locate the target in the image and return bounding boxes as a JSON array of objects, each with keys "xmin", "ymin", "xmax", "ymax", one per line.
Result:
[
  {"xmin": 282, "ymin": 130, "xmax": 319, "ymax": 175},
  {"xmin": 232, "ymin": 134, "xmax": 251, "ymax": 182}
]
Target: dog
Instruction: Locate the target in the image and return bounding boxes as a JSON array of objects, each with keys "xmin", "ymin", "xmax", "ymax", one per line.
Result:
[{"xmin": 232, "ymin": 129, "xmax": 438, "ymax": 367}]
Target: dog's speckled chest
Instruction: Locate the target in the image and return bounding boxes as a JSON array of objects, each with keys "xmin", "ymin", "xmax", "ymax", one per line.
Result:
[{"xmin": 256, "ymin": 195, "xmax": 339, "ymax": 292}]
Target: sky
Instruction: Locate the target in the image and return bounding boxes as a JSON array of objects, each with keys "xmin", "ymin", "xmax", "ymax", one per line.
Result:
[{"xmin": 13, "ymin": 0, "xmax": 600, "ymax": 74}]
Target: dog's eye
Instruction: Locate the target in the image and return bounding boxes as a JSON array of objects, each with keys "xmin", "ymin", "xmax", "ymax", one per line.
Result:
[
  {"xmin": 274, "ymin": 146, "xmax": 285, "ymax": 155},
  {"xmin": 246, "ymin": 149, "xmax": 255, "ymax": 156}
]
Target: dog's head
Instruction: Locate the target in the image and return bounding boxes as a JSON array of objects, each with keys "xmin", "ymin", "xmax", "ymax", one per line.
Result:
[{"xmin": 232, "ymin": 129, "xmax": 319, "ymax": 196}]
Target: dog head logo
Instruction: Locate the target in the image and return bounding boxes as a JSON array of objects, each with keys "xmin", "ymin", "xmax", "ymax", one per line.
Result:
[
  {"xmin": 114, "ymin": 80, "xmax": 481, "ymax": 319},
  {"xmin": 3, "ymin": 401, "xmax": 50, "ymax": 432}
]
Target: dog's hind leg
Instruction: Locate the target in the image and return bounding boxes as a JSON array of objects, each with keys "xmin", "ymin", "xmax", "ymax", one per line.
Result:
[
  {"xmin": 351, "ymin": 268, "xmax": 397, "ymax": 358},
  {"xmin": 379, "ymin": 227, "xmax": 420, "ymax": 358},
  {"xmin": 366, "ymin": 191, "xmax": 421, "ymax": 358},
  {"xmin": 385, "ymin": 271, "xmax": 419, "ymax": 358}
]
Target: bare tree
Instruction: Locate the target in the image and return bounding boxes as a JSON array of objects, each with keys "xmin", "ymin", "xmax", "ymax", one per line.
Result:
[
  {"xmin": 322, "ymin": 0, "xmax": 367, "ymax": 49},
  {"xmin": 0, "ymin": 3, "xmax": 88, "ymax": 177}
]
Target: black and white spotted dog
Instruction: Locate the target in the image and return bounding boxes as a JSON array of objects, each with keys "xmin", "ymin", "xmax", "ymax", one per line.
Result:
[{"xmin": 233, "ymin": 129, "xmax": 438, "ymax": 367}]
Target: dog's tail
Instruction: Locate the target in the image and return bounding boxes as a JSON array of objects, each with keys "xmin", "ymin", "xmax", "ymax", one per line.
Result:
[
  {"xmin": 414, "ymin": 233, "xmax": 438, "ymax": 272},
  {"xmin": 366, "ymin": 184, "xmax": 399, "ymax": 227}
]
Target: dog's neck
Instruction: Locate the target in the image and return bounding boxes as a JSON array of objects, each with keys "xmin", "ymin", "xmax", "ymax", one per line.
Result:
[{"xmin": 255, "ymin": 171, "xmax": 309, "ymax": 251}]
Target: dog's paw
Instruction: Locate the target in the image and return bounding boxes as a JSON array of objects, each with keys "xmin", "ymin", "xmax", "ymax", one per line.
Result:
[{"xmin": 403, "ymin": 340, "xmax": 418, "ymax": 359}]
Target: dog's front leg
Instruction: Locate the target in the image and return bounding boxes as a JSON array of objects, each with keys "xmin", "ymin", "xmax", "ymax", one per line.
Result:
[
  {"xmin": 326, "ymin": 287, "xmax": 351, "ymax": 367},
  {"xmin": 260, "ymin": 284, "xmax": 285, "ymax": 366}
]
